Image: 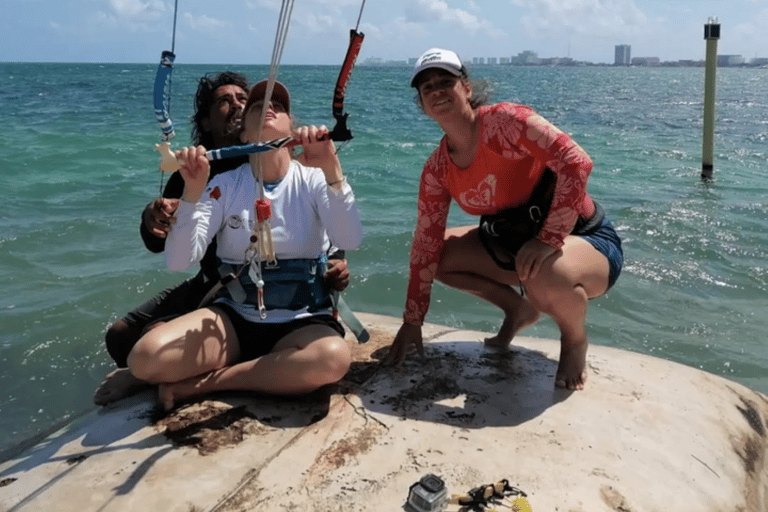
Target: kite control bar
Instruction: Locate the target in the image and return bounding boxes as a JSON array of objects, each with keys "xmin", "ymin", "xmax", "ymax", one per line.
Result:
[{"xmin": 155, "ymin": 132, "xmax": 344, "ymax": 174}]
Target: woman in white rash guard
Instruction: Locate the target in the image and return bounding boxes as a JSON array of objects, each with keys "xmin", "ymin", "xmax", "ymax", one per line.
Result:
[{"xmin": 126, "ymin": 80, "xmax": 363, "ymax": 411}]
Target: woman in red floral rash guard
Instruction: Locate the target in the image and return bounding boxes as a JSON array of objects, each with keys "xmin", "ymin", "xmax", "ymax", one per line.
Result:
[{"xmin": 384, "ymin": 48, "xmax": 622, "ymax": 390}]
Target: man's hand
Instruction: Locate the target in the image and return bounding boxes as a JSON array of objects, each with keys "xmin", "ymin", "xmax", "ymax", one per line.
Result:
[
  {"xmin": 142, "ymin": 198, "xmax": 179, "ymax": 239},
  {"xmin": 324, "ymin": 259, "xmax": 350, "ymax": 292}
]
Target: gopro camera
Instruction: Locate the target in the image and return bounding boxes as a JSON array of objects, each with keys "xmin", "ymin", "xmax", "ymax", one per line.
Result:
[{"xmin": 407, "ymin": 474, "xmax": 448, "ymax": 512}]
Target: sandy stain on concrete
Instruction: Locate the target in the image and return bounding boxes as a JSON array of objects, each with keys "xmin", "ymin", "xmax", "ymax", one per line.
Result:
[
  {"xmin": 148, "ymin": 328, "xmax": 395, "ymax": 457},
  {"xmin": 730, "ymin": 391, "xmax": 768, "ymax": 511},
  {"xmin": 155, "ymin": 402, "xmax": 264, "ymax": 456}
]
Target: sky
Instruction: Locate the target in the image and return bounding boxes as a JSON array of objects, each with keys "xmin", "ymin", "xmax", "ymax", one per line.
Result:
[{"xmin": 2, "ymin": 0, "xmax": 767, "ymax": 65}]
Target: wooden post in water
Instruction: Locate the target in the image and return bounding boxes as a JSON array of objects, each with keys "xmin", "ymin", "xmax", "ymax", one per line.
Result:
[{"xmin": 702, "ymin": 18, "xmax": 720, "ymax": 181}]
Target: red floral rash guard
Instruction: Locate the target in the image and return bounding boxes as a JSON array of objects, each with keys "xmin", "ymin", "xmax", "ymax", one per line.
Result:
[{"xmin": 403, "ymin": 102, "xmax": 595, "ymax": 325}]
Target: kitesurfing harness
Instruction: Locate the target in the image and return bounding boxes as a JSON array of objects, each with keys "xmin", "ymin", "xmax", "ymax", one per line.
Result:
[
  {"xmin": 478, "ymin": 167, "xmax": 606, "ymax": 274},
  {"xmin": 213, "ymin": 257, "xmax": 332, "ymax": 313},
  {"xmin": 478, "ymin": 167, "xmax": 557, "ymax": 272}
]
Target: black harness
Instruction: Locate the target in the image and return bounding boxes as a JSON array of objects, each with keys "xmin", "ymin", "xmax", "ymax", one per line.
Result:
[
  {"xmin": 478, "ymin": 167, "xmax": 556, "ymax": 271},
  {"xmin": 478, "ymin": 168, "xmax": 604, "ymax": 271}
]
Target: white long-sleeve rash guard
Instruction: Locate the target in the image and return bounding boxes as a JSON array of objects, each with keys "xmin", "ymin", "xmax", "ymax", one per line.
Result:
[{"xmin": 166, "ymin": 160, "xmax": 363, "ymax": 322}]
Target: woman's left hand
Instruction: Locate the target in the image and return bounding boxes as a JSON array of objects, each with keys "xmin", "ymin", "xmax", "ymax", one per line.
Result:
[
  {"xmin": 175, "ymin": 145, "xmax": 210, "ymax": 203},
  {"xmin": 294, "ymin": 125, "xmax": 342, "ymax": 183},
  {"xmin": 515, "ymin": 239, "xmax": 556, "ymax": 281}
]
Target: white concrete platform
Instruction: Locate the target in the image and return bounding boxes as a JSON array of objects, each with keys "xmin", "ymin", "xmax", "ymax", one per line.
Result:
[{"xmin": 1, "ymin": 312, "xmax": 767, "ymax": 511}]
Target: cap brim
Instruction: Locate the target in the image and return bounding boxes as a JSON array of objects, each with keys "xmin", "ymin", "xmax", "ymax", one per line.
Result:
[
  {"xmin": 410, "ymin": 64, "xmax": 464, "ymax": 87},
  {"xmin": 246, "ymin": 80, "xmax": 291, "ymax": 114}
]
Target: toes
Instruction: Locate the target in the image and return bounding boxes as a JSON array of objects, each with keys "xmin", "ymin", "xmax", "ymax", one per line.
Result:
[
  {"xmin": 158, "ymin": 384, "xmax": 176, "ymax": 412},
  {"xmin": 554, "ymin": 371, "xmax": 587, "ymax": 390}
]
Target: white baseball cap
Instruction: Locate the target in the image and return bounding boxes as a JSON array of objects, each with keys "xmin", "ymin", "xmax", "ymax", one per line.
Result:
[{"xmin": 410, "ymin": 48, "xmax": 467, "ymax": 87}]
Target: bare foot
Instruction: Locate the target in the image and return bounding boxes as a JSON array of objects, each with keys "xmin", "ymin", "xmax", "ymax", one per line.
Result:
[
  {"xmin": 158, "ymin": 375, "xmax": 205, "ymax": 411},
  {"xmin": 555, "ymin": 338, "xmax": 589, "ymax": 390},
  {"xmin": 484, "ymin": 301, "xmax": 540, "ymax": 348},
  {"xmin": 158, "ymin": 383, "xmax": 177, "ymax": 412},
  {"xmin": 93, "ymin": 368, "xmax": 152, "ymax": 406}
]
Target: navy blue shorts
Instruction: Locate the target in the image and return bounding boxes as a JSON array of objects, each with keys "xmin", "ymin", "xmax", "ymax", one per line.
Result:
[
  {"xmin": 214, "ymin": 304, "xmax": 345, "ymax": 362},
  {"xmin": 579, "ymin": 216, "xmax": 623, "ymax": 290}
]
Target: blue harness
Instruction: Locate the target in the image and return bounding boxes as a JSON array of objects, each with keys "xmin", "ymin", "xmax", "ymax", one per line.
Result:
[{"xmin": 217, "ymin": 257, "xmax": 332, "ymax": 312}]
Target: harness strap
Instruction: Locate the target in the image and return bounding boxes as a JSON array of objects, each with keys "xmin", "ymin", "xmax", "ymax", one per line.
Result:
[
  {"xmin": 331, "ymin": 292, "xmax": 370, "ymax": 343},
  {"xmin": 219, "ymin": 263, "xmax": 247, "ymax": 303},
  {"xmin": 572, "ymin": 199, "xmax": 605, "ymax": 236}
]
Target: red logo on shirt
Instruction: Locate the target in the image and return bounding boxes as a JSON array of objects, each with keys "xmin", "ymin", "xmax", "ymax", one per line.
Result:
[{"xmin": 210, "ymin": 186, "xmax": 221, "ymax": 200}]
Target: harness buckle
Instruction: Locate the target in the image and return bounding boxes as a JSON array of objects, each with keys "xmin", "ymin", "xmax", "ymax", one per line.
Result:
[{"xmin": 528, "ymin": 205, "xmax": 542, "ymax": 223}]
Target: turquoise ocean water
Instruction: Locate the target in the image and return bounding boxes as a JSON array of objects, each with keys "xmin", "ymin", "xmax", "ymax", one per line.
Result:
[{"xmin": 0, "ymin": 62, "xmax": 766, "ymax": 457}]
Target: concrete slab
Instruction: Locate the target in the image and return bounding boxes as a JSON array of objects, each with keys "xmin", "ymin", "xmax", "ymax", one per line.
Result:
[{"xmin": 1, "ymin": 312, "xmax": 767, "ymax": 511}]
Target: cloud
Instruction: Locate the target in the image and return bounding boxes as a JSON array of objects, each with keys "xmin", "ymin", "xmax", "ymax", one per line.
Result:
[
  {"xmin": 244, "ymin": 0, "xmax": 279, "ymax": 11},
  {"xmin": 731, "ymin": 8, "xmax": 768, "ymax": 55},
  {"xmin": 242, "ymin": 0, "xmax": 358, "ymax": 37},
  {"xmin": 183, "ymin": 12, "xmax": 231, "ymax": 32},
  {"xmin": 108, "ymin": 0, "xmax": 165, "ymax": 23},
  {"xmin": 404, "ymin": 0, "xmax": 504, "ymax": 36},
  {"xmin": 513, "ymin": 0, "xmax": 650, "ymax": 39}
]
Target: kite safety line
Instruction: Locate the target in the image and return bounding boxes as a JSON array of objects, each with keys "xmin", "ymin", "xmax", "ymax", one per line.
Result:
[
  {"xmin": 252, "ymin": 0, "xmax": 295, "ymax": 186},
  {"xmin": 247, "ymin": 0, "xmax": 297, "ymax": 318}
]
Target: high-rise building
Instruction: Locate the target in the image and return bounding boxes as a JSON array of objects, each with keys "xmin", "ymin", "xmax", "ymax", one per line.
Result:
[{"xmin": 615, "ymin": 45, "xmax": 631, "ymax": 66}]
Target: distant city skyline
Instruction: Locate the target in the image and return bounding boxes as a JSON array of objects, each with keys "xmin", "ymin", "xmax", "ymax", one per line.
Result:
[
  {"xmin": 361, "ymin": 45, "xmax": 768, "ymax": 68},
  {"xmin": 2, "ymin": 1, "xmax": 767, "ymax": 65}
]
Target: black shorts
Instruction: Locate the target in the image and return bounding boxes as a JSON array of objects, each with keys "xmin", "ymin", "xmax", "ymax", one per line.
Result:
[{"xmin": 214, "ymin": 304, "xmax": 346, "ymax": 362}]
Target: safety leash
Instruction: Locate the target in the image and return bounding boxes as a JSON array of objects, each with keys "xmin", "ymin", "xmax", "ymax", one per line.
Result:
[{"xmin": 245, "ymin": 0, "xmax": 296, "ymax": 319}]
